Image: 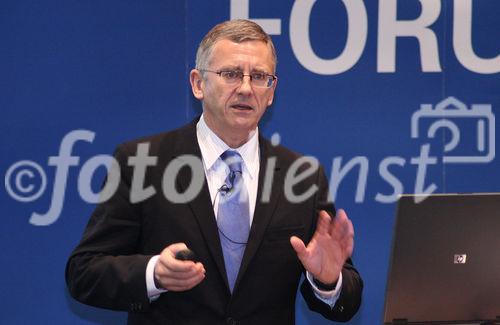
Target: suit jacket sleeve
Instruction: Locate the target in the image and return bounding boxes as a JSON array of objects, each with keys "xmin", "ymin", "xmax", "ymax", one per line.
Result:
[
  {"xmin": 65, "ymin": 144, "xmax": 153, "ymax": 312},
  {"xmin": 299, "ymin": 165, "xmax": 363, "ymax": 322}
]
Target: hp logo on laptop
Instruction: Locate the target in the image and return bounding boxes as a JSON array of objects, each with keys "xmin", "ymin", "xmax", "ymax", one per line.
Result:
[{"xmin": 454, "ymin": 254, "xmax": 467, "ymax": 264}]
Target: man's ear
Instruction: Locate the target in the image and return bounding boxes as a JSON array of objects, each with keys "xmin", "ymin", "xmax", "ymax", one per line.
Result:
[{"xmin": 190, "ymin": 69, "xmax": 204, "ymax": 100}]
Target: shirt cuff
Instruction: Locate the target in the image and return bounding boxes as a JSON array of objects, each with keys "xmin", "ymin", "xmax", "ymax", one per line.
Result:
[
  {"xmin": 306, "ymin": 271, "xmax": 342, "ymax": 308},
  {"xmin": 146, "ymin": 255, "xmax": 167, "ymax": 301}
]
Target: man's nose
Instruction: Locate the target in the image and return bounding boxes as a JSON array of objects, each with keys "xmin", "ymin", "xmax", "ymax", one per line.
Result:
[{"xmin": 236, "ymin": 75, "xmax": 253, "ymax": 95}]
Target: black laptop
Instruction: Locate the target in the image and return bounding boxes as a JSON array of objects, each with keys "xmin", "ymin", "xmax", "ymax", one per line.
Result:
[{"xmin": 383, "ymin": 193, "xmax": 500, "ymax": 324}]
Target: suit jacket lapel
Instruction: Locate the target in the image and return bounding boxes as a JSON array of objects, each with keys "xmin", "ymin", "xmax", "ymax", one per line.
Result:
[
  {"xmin": 233, "ymin": 136, "xmax": 283, "ymax": 292},
  {"xmin": 170, "ymin": 121, "xmax": 229, "ymax": 290}
]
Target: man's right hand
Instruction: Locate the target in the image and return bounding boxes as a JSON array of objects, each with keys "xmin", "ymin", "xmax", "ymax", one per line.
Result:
[{"xmin": 154, "ymin": 243, "xmax": 206, "ymax": 291}]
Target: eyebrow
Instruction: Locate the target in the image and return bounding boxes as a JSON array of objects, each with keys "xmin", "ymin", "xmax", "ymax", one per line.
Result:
[{"xmin": 217, "ymin": 66, "xmax": 270, "ymax": 74}]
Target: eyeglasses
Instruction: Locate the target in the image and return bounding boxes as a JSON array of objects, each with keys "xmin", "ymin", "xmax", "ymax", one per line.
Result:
[{"xmin": 199, "ymin": 69, "xmax": 277, "ymax": 88}]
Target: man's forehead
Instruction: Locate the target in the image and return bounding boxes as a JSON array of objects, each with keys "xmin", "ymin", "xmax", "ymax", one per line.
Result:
[{"xmin": 208, "ymin": 39, "xmax": 274, "ymax": 68}]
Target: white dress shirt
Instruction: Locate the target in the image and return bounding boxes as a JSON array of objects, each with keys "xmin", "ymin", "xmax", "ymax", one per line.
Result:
[{"xmin": 145, "ymin": 115, "xmax": 342, "ymax": 307}]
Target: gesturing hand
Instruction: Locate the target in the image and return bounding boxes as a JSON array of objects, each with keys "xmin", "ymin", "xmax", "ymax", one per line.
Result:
[
  {"xmin": 154, "ymin": 243, "xmax": 206, "ymax": 291},
  {"xmin": 290, "ymin": 209, "xmax": 354, "ymax": 285}
]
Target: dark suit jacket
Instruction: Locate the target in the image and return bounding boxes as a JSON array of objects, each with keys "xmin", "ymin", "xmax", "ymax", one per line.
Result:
[{"xmin": 66, "ymin": 120, "xmax": 363, "ymax": 324}]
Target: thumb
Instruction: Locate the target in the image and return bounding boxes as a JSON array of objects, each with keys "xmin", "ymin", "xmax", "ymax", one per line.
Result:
[
  {"xmin": 290, "ymin": 236, "xmax": 307, "ymax": 260},
  {"xmin": 168, "ymin": 242, "xmax": 189, "ymax": 255}
]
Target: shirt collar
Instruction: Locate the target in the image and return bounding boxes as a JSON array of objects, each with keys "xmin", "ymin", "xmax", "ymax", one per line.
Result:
[{"xmin": 196, "ymin": 114, "xmax": 259, "ymax": 180}]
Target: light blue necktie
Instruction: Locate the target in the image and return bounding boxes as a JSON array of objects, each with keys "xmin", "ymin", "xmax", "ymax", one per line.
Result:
[{"xmin": 217, "ymin": 150, "xmax": 250, "ymax": 292}]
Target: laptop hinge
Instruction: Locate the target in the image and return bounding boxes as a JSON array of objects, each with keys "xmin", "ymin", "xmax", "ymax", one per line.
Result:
[{"xmin": 392, "ymin": 319, "xmax": 408, "ymax": 325}]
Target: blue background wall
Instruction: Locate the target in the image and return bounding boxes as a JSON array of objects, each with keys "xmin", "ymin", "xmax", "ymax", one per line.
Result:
[{"xmin": 1, "ymin": 0, "xmax": 498, "ymax": 323}]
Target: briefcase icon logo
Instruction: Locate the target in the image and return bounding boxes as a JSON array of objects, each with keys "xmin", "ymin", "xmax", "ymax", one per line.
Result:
[{"xmin": 411, "ymin": 97, "xmax": 495, "ymax": 163}]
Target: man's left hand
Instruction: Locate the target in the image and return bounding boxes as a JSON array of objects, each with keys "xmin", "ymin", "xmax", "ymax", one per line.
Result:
[{"xmin": 290, "ymin": 209, "xmax": 354, "ymax": 285}]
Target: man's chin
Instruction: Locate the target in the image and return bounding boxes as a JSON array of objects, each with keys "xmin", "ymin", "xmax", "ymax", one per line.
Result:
[{"xmin": 229, "ymin": 119, "xmax": 257, "ymax": 132}]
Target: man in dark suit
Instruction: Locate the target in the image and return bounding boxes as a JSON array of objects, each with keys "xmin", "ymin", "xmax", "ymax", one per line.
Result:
[{"xmin": 66, "ymin": 19, "xmax": 363, "ymax": 324}]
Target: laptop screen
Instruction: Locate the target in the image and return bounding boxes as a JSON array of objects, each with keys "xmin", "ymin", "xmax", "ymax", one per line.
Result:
[{"xmin": 383, "ymin": 194, "xmax": 500, "ymax": 324}]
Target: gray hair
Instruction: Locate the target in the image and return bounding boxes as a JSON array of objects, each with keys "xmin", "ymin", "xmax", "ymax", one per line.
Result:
[{"xmin": 195, "ymin": 19, "xmax": 277, "ymax": 72}]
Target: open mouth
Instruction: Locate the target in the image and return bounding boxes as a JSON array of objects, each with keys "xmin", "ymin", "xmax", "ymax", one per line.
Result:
[{"xmin": 230, "ymin": 104, "xmax": 253, "ymax": 111}]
